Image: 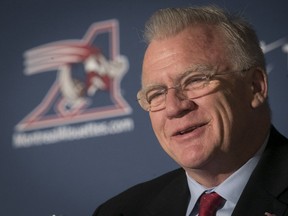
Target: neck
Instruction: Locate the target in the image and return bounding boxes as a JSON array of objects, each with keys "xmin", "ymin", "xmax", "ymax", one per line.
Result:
[
  {"xmin": 186, "ymin": 170, "xmax": 234, "ymax": 188},
  {"xmin": 186, "ymin": 122, "xmax": 271, "ymax": 188}
]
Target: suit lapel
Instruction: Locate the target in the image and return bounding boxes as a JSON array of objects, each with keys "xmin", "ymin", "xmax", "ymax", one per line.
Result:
[
  {"xmin": 232, "ymin": 126, "xmax": 288, "ymax": 216},
  {"xmin": 140, "ymin": 169, "xmax": 190, "ymax": 216},
  {"xmin": 133, "ymin": 126, "xmax": 288, "ymax": 216}
]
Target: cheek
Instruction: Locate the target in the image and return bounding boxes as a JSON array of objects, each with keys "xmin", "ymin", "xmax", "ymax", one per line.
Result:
[
  {"xmin": 200, "ymin": 94, "xmax": 234, "ymax": 140},
  {"xmin": 204, "ymin": 88, "xmax": 252, "ymax": 144},
  {"xmin": 150, "ymin": 112, "xmax": 165, "ymax": 138},
  {"xmin": 149, "ymin": 112, "xmax": 170, "ymax": 150}
]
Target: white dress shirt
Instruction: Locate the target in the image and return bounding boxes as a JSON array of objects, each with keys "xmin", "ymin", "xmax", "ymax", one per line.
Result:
[{"xmin": 185, "ymin": 138, "xmax": 268, "ymax": 216}]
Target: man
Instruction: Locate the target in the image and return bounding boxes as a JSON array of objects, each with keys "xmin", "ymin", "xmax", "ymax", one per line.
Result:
[{"xmin": 93, "ymin": 5, "xmax": 288, "ymax": 216}]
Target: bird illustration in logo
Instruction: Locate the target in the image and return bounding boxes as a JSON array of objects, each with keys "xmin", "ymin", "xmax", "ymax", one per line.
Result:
[{"xmin": 17, "ymin": 19, "xmax": 131, "ymax": 131}]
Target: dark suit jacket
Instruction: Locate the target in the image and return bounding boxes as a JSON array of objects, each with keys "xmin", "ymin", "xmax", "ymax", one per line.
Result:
[{"xmin": 93, "ymin": 126, "xmax": 288, "ymax": 216}]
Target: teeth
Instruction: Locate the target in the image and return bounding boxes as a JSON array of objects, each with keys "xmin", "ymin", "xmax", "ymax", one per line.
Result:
[{"xmin": 179, "ymin": 126, "xmax": 197, "ymax": 135}]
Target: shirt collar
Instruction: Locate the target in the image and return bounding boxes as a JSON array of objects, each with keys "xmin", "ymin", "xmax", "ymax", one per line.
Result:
[
  {"xmin": 185, "ymin": 134, "xmax": 269, "ymax": 212},
  {"xmin": 215, "ymin": 153, "xmax": 261, "ymax": 204}
]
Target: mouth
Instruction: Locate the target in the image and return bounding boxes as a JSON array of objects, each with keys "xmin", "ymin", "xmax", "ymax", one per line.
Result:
[{"xmin": 174, "ymin": 123, "xmax": 207, "ymax": 136}]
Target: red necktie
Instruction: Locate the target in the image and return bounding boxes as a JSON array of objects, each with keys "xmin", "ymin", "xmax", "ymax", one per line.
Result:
[{"xmin": 198, "ymin": 192, "xmax": 225, "ymax": 216}]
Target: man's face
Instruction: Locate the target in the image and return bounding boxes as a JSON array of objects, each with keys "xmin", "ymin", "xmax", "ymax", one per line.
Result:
[{"xmin": 142, "ymin": 25, "xmax": 259, "ymax": 176}]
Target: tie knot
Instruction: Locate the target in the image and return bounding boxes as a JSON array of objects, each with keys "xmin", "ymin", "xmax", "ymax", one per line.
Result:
[{"xmin": 199, "ymin": 192, "xmax": 225, "ymax": 216}]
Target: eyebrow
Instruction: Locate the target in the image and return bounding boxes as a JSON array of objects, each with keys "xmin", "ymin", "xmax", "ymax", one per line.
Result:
[
  {"xmin": 175, "ymin": 64, "xmax": 215, "ymax": 82},
  {"xmin": 141, "ymin": 64, "xmax": 216, "ymax": 91},
  {"xmin": 142, "ymin": 84, "xmax": 166, "ymax": 94}
]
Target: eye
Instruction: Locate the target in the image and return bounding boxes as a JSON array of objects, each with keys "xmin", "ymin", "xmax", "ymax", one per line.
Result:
[
  {"xmin": 181, "ymin": 74, "xmax": 207, "ymax": 90},
  {"xmin": 146, "ymin": 88, "xmax": 166, "ymax": 104}
]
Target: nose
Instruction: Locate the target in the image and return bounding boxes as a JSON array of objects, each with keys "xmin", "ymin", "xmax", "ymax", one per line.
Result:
[{"xmin": 165, "ymin": 88, "xmax": 196, "ymax": 118}]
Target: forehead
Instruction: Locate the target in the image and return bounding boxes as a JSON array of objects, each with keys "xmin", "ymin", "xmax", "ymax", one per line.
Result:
[{"xmin": 142, "ymin": 25, "xmax": 230, "ymax": 86}]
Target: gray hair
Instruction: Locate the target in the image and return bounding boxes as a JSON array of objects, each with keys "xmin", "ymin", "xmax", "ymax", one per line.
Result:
[{"xmin": 144, "ymin": 6, "xmax": 266, "ymax": 71}]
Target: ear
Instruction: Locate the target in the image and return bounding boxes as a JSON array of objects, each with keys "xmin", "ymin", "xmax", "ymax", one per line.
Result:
[{"xmin": 250, "ymin": 67, "xmax": 268, "ymax": 108}]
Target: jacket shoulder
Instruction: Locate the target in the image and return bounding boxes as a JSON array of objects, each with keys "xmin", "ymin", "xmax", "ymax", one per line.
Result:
[{"xmin": 93, "ymin": 168, "xmax": 185, "ymax": 216}]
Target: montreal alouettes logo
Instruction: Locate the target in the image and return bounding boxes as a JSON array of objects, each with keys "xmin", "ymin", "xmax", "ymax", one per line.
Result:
[{"xmin": 16, "ymin": 19, "xmax": 131, "ymax": 132}]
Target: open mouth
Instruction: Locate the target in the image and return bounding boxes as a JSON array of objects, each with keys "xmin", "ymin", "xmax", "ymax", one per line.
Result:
[{"xmin": 176, "ymin": 123, "xmax": 206, "ymax": 136}]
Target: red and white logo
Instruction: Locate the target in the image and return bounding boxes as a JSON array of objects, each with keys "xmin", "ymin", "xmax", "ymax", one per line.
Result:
[{"xmin": 16, "ymin": 19, "xmax": 131, "ymax": 132}]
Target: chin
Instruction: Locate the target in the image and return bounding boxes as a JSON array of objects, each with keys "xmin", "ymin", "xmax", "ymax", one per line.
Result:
[{"xmin": 180, "ymin": 148, "xmax": 211, "ymax": 167}]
